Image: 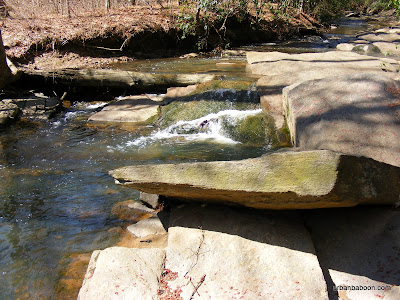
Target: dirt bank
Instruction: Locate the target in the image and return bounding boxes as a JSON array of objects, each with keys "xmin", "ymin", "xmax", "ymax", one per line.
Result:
[{"xmin": 1, "ymin": 4, "xmax": 320, "ymax": 71}]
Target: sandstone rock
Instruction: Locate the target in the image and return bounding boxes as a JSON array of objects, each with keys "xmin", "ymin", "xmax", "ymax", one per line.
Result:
[
  {"xmin": 282, "ymin": 74, "xmax": 400, "ymax": 167},
  {"xmin": 336, "ymin": 43, "xmax": 355, "ymax": 51},
  {"xmin": 305, "ymin": 207, "xmax": 400, "ymax": 300},
  {"xmin": 249, "ymin": 51, "xmax": 399, "ymax": 130},
  {"xmin": 10, "ymin": 94, "xmax": 61, "ymax": 121},
  {"xmin": 162, "ymin": 84, "xmax": 197, "ymax": 105},
  {"xmin": 140, "ymin": 192, "xmax": 159, "ymax": 209},
  {"xmin": 0, "ymin": 100, "xmax": 19, "ymax": 125},
  {"xmin": 163, "ymin": 204, "xmax": 328, "ymax": 299},
  {"xmin": 110, "ymin": 149, "xmax": 400, "ymax": 209},
  {"xmin": 127, "ymin": 216, "xmax": 167, "ymax": 238},
  {"xmin": 88, "ymin": 95, "xmax": 160, "ymax": 123},
  {"xmin": 78, "ymin": 247, "xmax": 165, "ymax": 300},
  {"xmin": 111, "ymin": 200, "xmax": 154, "ymax": 222},
  {"xmin": 373, "ymin": 42, "xmax": 400, "ymax": 56},
  {"xmin": 357, "ymin": 32, "xmax": 400, "ymax": 43}
]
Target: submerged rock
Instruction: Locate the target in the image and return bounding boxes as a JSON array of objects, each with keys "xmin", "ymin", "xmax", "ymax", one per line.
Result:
[
  {"xmin": 110, "ymin": 149, "xmax": 400, "ymax": 209},
  {"xmin": 283, "ymin": 74, "xmax": 400, "ymax": 168}
]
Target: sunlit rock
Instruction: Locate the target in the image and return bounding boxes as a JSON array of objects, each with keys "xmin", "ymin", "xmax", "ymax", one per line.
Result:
[
  {"xmin": 88, "ymin": 95, "xmax": 161, "ymax": 123},
  {"xmin": 127, "ymin": 216, "xmax": 167, "ymax": 238},
  {"xmin": 283, "ymin": 74, "xmax": 400, "ymax": 168},
  {"xmin": 164, "ymin": 204, "xmax": 328, "ymax": 299},
  {"xmin": 78, "ymin": 247, "xmax": 165, "ymax": 300},
  {"xmin": 110, "ymin": 149, "xmax": 400, "ymax": 209}
]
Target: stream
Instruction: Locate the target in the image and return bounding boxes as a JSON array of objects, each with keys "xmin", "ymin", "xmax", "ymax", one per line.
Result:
[{"xmin": 0, "ymin": 15, "xmax": 394, "ymax": 299}]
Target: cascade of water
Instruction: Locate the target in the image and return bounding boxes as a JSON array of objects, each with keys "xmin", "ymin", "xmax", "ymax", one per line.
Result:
[{"xmin": 124, "ymin": 109, "xmax": 262, "ymax": 148}]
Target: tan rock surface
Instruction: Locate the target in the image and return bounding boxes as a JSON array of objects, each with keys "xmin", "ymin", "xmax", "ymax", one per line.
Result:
[
  {"xmin": 78, "ymin": 247, "xmax": 165, "ymax": 300},
  {"xmin": 163, "ymin": 204, "xmax": 328, "ymax": 299},
  {"xmin": 111, "ymin": 149, "xmax": 400, "ymax": 209},
  {"xmin": 283, "ymin": 74, "xmax": 400, "ymax": 167}
]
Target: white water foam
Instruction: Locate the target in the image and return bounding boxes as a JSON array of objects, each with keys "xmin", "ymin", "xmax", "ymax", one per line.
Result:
[{"xmin": 120, "ymin": 108, "xmax": 262, "ymax": 149}]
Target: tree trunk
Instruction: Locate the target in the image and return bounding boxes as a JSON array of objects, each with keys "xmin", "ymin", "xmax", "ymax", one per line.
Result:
[
  {"xmin": 22, "ymin": 68, "xmax": 215, "ymax": 91},
  {"xmin": 0, "ymin": 30, "xmax": 11, "ymax": 89}
]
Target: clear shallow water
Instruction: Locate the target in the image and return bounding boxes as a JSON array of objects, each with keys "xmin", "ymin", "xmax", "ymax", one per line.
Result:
[{"xmin": 0, "ymin": 101, "xmax": 268, "ymax": 299}]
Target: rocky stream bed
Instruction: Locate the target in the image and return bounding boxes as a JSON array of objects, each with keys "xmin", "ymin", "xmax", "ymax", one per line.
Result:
[{"xmin": 0, "ymin": 12, "xmax": 400, "ymax": 300}]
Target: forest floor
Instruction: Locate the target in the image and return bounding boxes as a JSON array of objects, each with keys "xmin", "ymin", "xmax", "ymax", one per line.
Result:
[{"xmin": 1, "ymin": 3, "xmax": 320, "ymax": 71}]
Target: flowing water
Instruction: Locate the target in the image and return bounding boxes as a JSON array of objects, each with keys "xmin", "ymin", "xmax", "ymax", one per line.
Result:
[
  {"xmin": 0, "ymin": 16, "xmax": 391, "ymax": 299},
  {"xmin": 0, "ymin": 59, "xmax": 267, "ymax": 299}
]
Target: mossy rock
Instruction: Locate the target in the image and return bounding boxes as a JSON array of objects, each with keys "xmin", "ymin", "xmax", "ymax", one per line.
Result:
[
  {"xmin": 191, "ymin": 79, "xmax": 257, "ymax": 94},
  {"xmin": 156, "ymin": 94, "xmax": 260, "ymax": 129},
  {"xmin": 222, "ymin": 112, "xmax": 267, "ymax": 146}
]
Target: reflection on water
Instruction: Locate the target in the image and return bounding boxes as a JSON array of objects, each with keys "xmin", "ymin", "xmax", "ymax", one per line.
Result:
[{"xmin": 0, "ymin": 101, "xmax": 268, "ymax": 299}]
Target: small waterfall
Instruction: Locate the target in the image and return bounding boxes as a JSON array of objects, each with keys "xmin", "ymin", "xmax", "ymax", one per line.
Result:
[{"xmin": 125, "ymin": 109, "xmax": 263, "ymax": 147}]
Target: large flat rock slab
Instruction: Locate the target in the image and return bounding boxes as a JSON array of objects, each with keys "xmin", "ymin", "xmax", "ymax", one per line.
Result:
[
  {"xmin": 110, "ymin": 149, "xmax": 400, "ymax": 209},
  {"xmin": 88, "ymin": 95, "xmax": 161, "ymax": 123},
  {"xmin": 248, "ymin": 51, "xmax": 400, "ymax": 128},
  {"xmin": 306, "ymin": 207, "xmax": 400, "ymax": 300},
  {"xmin": 78, "ymin": 247, "xmax": 165, "ymax": 300},
  {"xmin": 163, "ymin": 204, "xmax": 328, "ymax": 299},
  {"xmin": 283, "ymin": 74, "xmax": 400, "ymax": 167}
]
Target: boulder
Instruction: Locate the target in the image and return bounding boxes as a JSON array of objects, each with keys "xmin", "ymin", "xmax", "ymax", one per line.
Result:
[
  {"xmin": 305, "ymin": 207, "xmax": 400, "ymax": 299},
  {"xmin": 111, "ymin": 200, "xmax": 154, "ymax": 222},
  {"xmin": 110, "ymin": 149, "xmax": 400, "ymax": 209},
  {"xmin": 0, "ymin": 100, "xmax": 19, "ymax": 125},
  {"xmin": 78, "ymin": 247, "xmax": 165, "ymax": 300},
  {"xmin": 10, "ymin": 93, "xmax": 61, "ymax": 121},
  {"xmin": 88, "ymin": 95, "xmax": 161, "ymax": 123},
  {"xmin": 282, "ymin": 74, "xmax": 400, "ymax": 168},
  {"xmin": 127, "ymin": 216, "xmax": 167, "ymax": 238},
  {"xmin": 163, "ymin": 204, "xmax": 328, "ymax": 299},
  {"xmin": 140, "ymin": 192, "xmax": 159, "ymax": 209},
  {"xmin": 248, "ymin": 51, "xmax": 399, "ymax": 129}
]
